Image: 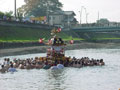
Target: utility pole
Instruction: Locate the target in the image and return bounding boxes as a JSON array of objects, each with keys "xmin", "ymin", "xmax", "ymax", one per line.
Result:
[
  {"xmin": 67, "ymin": 14, "xmax": 70, "ymax": 30},
  {"xmin": 80, "ymin": 7, "xmax": 82, "ymax": 25},
  {"xmin": 98, "ymin": 12, "xmax": 99, "ymax": 21},
  {"xmin": 46, "ymin": 1, "xmax": 50, "ymax": 25},
  {"xmin": 98, "ymin": 12, "xmax": 99, "ymax": 26},
  {"xmin": 83, "ymin": 7, "xmax": 87, "ymax": 24},
  {"xmin": 86, "ymin": 13, "xmax": 89, "ymax": 24},
  {"xmin": 82, "ymin": 7, "xmax": 89, "ymax": 24},
  {"xmin": 79, "ymin": 11, "xmax": 80, "ymax": 24},
  {"xmin": 14, "ymin": 0, "xmax": 16, "ymax": 18},
  {"xmin": 80, "ymin": 6, "xmax": 84, "ymax": 25},
  {"xmin": 46, "ymin": 5, "xmax": 49, "ymax": 24}
]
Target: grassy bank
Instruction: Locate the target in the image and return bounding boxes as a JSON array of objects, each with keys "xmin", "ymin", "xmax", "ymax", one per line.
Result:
[
  {"xmin": 73, "ymin": 30, "xmax": 120, "ymax": 41},
  {"xmin": 0, "ymin": 25, "xmax": 48, "ymax": 42},
  {"xmin": 1, "ymin": 24, "xmax": 120, "ymax": 43},
  {"xmin": 0, "ymin": 25, "xmax": 75, "ymax": 42}
]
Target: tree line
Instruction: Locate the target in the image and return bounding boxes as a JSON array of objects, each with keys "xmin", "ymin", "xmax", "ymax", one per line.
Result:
[
  {"xmin": 0, "ymin": 11, "xmax": 13, "ymax": 19},
  {"xmin": 18, "ymin": 0, "xmax": 63, "ymax": 17},
  {"xmin": 0, "ymin": 0, "xmax": 63, "ymax": 21}
]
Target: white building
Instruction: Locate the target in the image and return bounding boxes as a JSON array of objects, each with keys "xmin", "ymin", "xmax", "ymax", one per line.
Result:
[{"xmin": 48, "ymin": 11, "xmax": 78, "ymax": 28}]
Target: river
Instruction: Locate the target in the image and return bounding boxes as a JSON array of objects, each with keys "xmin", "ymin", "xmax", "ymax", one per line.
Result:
[{"xmin": 0, "ymin": 49, "xmax": 120, "ymax": 90}]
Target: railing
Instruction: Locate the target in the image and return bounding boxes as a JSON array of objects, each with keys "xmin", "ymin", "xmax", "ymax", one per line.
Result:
[
  {"xmin": 0, "ymin": 20, "xmax": 55, "ymax": 29},
  {"xmin": 72, "ymin": 26, "xmax": 120, "ymax": 32},
  {"xmin": 0, "ymin": 42, "xmax": 45, "ymax": 49}
]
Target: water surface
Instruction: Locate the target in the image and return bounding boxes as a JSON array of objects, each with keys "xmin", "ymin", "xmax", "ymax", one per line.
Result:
[{"xmin": 0, "ymin": 49, "xmax": 120, "ymax": 90}]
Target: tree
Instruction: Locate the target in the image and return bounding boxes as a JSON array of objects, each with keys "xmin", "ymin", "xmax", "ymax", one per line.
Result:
[
  {"xmin": 17, "ymin": 7, "xmax": 24, "ymax": 21},
  {"xmin": 4, "ymin": 11, "xmax": 13, "ymax": 18},
  {"xmin": 0, "ymin": 11, "xmax": 4, "ymax": 19},
  {"xmin": 20, "ymin": 0, "xmax": 63, "ymax": 17},
  {"xmin": 0, "ymin": 11, "xmax": 13, "ymax": 19}
]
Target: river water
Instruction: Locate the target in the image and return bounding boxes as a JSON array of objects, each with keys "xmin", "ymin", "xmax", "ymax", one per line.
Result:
[{"xmin": 0, "ymin": 49, "xmax": 120, "ymax": 90}]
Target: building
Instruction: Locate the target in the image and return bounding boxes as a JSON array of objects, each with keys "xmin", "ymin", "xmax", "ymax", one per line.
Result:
[
  {"xmin": 48, "ymin": 11, "xmax": 78, "ymax": 29},
  {"xmin": 97, "ymin": 18, "xmax": 109, "ymax": 26},
  {"xmin": 97, "ymin": 18, "xmax": 120, "ymax": 27}
]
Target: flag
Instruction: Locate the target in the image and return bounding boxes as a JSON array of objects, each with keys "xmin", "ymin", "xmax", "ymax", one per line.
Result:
[
  {"xmin": 39, "ymin": 38, "xmax": 43, "ymax": 43},
  {"xmin": 70, "ymin": 40, "xmax": 74, "ymax": 44},
  {"xmin": 57, "ymin": 28, "xmax": 61, "ymax": 32}
]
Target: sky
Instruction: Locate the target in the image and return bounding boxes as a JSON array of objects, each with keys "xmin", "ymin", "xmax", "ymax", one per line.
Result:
[{"xmin": 0, "ymin": 0, "xmax": 120, "ymax": 23}]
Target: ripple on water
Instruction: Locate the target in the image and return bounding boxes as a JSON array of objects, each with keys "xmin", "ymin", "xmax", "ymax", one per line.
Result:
[{"xmin": 0, "ymin": 49, "xmax": 120, "ymax": 90}]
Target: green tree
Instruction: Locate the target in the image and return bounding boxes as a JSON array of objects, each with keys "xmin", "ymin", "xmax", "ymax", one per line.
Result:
[
  {"xmin": 17, "ymin": 7, "xmax": 24, "ymax": 21},
  {"xmin": 0, "ymin": 11, "xmax": 13, "ymax": 19},
  {"xmin": 4, "ymin": 11, "xmax": 13, "ymax": 18},
  {"xmin": 0, "ymin": 11, "xmax": 4, "ymax": 19},
  {"xmin": 20, "ymin": 0, "xmax": 63, "ymax": 17}
]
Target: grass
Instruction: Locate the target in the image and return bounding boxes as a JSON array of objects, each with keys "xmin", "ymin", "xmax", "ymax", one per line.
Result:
[
  {"xmin": 0, "ymin": 39, "xmax": 38, "ymax": 42},
  {"xmin": 0, "ymin": 37, "xmax": 85, "ymax": 43},
  {"xmin": 1, "ymin": 25, "xmax": 120, "ymax": 43},
  {"xmin": 0, "ymin": 25, "xmax": 50, "ymax": 42},
  {"xmin": 94, "ymin": 38, "xmax": 120, "ymax": 40},
  {"xmin": 0, "ymin": 25, "xmax": 78, "ymax": 42},
  {"xmin": 64, "ymin": 37, "xmax": 85, "ymax": 41}
]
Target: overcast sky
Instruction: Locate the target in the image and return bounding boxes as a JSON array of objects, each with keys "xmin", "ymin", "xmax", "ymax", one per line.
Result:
[{"xmin": 0, "ymin": 0, "xmax": 120, "ymax": 23}]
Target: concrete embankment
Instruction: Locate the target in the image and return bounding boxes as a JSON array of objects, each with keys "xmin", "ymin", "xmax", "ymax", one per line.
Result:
[
  {"xmin": 1, "ymin": 39, "xmax": 120, "ymax": 49},
  {"xmin": 0, "ymin": 42, "xmax": 45, "ymax": 49},
  {"xmin": 0, "ymin": 42, "xmax": 120, "ymax": 57}
]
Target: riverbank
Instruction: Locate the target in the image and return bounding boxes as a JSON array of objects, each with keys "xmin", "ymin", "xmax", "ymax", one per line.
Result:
[{"xmin": 0, "ymin": 42, "xmax": 120, "ymax": 57}]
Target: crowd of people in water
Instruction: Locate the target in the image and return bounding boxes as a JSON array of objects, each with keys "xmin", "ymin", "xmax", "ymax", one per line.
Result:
[{"xmin": 0, "ymin": 57, "xmax": 105, "ymax": 73}]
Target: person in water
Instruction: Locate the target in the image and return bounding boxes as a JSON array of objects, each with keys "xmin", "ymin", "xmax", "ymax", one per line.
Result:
[
  {"xmin": 57, "ymin": 64, "xmax": 64, "ymax": 69},
  {"xmin": 0, "ymin": 56, "xmax": 105, "ymax": 72},
  {"xmin": 8, "ymin": 64, "xmax": 17, "ymax": 72},
  {"xmin": 50, "ymin": 63, "xmax": 58, "ymax": 70},
  {"xmin": 0, "ymin": 65, "xmax": 6, "ymax": 73}
]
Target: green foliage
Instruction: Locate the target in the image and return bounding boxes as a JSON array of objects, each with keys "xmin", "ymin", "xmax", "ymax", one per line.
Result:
[
  {"xmin": 0, "ymin": 11, "xmax": 13, "ymax": 19},
  {"xmin": 93, "ymin": 38, "xmax": 120, "ymax": 40},
  {"xmin": 21, "ymin": 0, "xmax": 63, "ymax": 16},
  {"xmin": 64, "ymin": 37, "xmax": 84, "ymax": 41},
  {"xmin": 0, "ymin": 11, "xmax": 4, "ymax": 18},
  {"xmin": 5, "ymin": 11, "xmax": 13, "ymax": 17},
  {"xmin": 17, "ymin": 7, "xmax": 24, "ymax": 21}
]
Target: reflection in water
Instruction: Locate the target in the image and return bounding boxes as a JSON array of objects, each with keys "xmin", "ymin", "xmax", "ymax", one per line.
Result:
[
  {"xmin": 47, "ymin": 69, "xmax": 65, "ymax": 90},
  {"xmin": 0, "ymin": 49, "xmax": 120, "ymax": 90}
]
